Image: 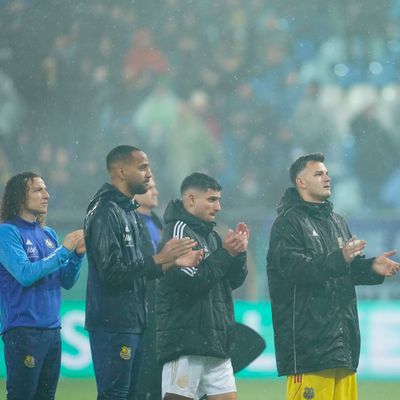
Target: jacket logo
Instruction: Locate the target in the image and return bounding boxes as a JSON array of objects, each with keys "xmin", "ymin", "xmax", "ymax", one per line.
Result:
[
  {"xmin": 120, "ymin": 346, "xmax": 132, "ymax": 360},
  {"xmin": 303, "ymin": 387, "xmax": 315, "ymax": 399},
  {"xmin": 24, "ymin": 355, "xmax": 35, "ymax": 368},
  {"xmin": 26, "ymin": 239, "xmax": 33, "ymax": 245},
  {"xmin": 26, "ymin": 245, "xmax": 39, "ymax": 257},
  {"xmin": 124, "ymin": 225, "xmax": 134, "ymax": 247},
  {"xmin": 312, "ymin": 229, "xmax": 319, "ymax": 237},
  {"xmin": 45, "ymin": 238, "xmax": 55, "ymax": 249}
]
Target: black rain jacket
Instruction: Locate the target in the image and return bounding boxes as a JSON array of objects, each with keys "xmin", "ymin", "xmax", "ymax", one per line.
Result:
[
  {"xmin": 156, "ymin": 200, "xmax": 247, "ymax": 364},
  {"xmin": 266, "ymin": 188, "xmax": 384, "ymax": 376},
  {"xmin": 84, "ymin": 183, "xmax": 162, "ymax": 333}
]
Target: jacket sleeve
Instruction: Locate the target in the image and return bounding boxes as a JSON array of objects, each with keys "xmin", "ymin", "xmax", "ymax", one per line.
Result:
[
  {"xmin": 226, "ymin": 252, "xmax": 247, "ymax": 290},
  {"xmin": 86, "ymin": 206, "xmax": 161, "ymax": 290},
  {"xmin": 350, "ymin": 256, "xmax": 385, "ymax": 285},
  {"xmin": 159, "ymin": 225, "xmax": 233, "ymax": 295},
  {"xmin": 268, "ymin": 217, "xmax": 349, "ymax": 286},
  {"xmin": 0, "ymin": 224, "xmax": 75, "ymax": 287},
  {"xmin": 45, "ymin": 227, "xmax": 84, "ymax": 290}
]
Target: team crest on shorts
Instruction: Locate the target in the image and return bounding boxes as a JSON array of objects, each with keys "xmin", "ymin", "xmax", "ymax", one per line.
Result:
[
  {"xmin": 177, "ymin": 375, "xmax": 189, "ymax": 389},
  {"xmin": 120, "ymin": 346, "xmax": 131, "ymax": 360},
  {"xmin": 45, "ymin": 238, "xmax": 55, "ymax": 249},
  {"xmin": 303, "ymin": 387, "xmax": 315, "ymax": 399},
  {"xmin": 24, "ymin": 355, "xmax": 35, "ymax": 368}
]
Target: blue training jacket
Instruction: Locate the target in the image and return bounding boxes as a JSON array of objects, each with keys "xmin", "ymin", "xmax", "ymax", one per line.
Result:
[{"xmin": 0, "ymin": 216, "xmax": 84, "ymax": 334}]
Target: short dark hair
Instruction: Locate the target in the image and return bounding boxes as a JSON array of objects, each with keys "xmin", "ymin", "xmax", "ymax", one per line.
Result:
[
  {"xmin": 0, "ymin": 172, "xmax": 45, "ymax": 226},
  {"xmin": 289, "ymin": 152, "xmax": 325, "ymax": 186},
  {"xmin": 106, "ymin": 145, "xmax": 141, "ymax": 172},
  {"xmin": 180, "ymin": 172, "xmax": 222, "ymax": 195}
]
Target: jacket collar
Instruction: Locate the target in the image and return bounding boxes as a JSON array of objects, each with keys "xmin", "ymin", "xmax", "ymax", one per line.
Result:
[
  {"xmin": 277, "ymin": 187, "xmax": 333, "ymax": 218},
  {"xmin": 88, "ymin": 183, "xmax": 139, "ymax": 212}
]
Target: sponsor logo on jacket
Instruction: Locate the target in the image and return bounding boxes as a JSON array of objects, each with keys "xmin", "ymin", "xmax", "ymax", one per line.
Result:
[{"xmin": 124, "ymin": 225, "xmax": 134, "ymax": 247}]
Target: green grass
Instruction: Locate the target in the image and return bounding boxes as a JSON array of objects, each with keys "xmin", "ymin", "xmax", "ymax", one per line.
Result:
[{"xmin": 0, "ymin": 378, "xmax": 399, "ymax": 399}]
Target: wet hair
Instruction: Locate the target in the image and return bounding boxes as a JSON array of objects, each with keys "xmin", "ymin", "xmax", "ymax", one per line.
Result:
[
  {"xmin": 180, "ymin": 172, "xmax": 222, "ymax": 195},
  {"xmin": 106, "ymin": 145, "xmax": 141, "ymax": 172},
  {"xmin": 289, "ymin": 152, "xmax": 325, "ymax": 186},
  {"xmin": 0, "ymin": 172, "xmax": 45, "ymax": 226}
]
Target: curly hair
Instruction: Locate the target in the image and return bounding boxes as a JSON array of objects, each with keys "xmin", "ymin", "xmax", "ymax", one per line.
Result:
[{"xmin": 0, "ymin": 172, "xmax": 46, "ymax": 226}]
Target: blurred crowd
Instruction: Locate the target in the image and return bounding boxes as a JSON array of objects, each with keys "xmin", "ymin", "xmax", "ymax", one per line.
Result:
[{"xmin": 1, "ymin": 0, "xmax": 400, "ymax": 214}]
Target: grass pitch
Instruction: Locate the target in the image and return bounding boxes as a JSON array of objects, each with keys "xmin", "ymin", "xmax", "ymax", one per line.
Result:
[{"xmin": 0, "ymin": 378, "xmax": 399, "ymax": 399}]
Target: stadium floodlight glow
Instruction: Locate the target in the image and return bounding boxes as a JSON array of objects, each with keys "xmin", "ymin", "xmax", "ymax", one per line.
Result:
[
  {"xmin": 333, "ymin": 63, "xmax": 349, "ymax": 77},
  {"xmin": 369, "ymin": 61, "xmax": 383, "ymax": 75},
  {"xmin": 381, "ymin": 86, "xmax": 397, "ymax": 101}
]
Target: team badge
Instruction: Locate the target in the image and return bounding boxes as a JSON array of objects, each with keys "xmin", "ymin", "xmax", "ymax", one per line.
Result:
[
  {"xmin": 120, "ymin": 346, "xmax": 132, "ymax": 360},
  {"xmin": 177, "ymin": 375, "xmax": 189, "ymax": 389},
  {"xmin": 45, "ymin": 238, "xmax": 55, "ymax": 249},
  {"xmin": 303, "ymin": 387, "xmax": 315, "ymax": 399},
  {"xmin": 24, "ymin": 355, "xmax": 35, "ymax": 368}
]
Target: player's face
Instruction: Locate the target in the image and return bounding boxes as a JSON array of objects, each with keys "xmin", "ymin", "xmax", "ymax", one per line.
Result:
[
  {"xmin": 135, "ymin": 178, "xmax": 158, "ymax": 210},
  {"xmin": 297, "ymin": 161, "xmax": 331, "ymax": 203},
  {"xmin": 22, "ymin": 177, "xmax": 50, "ymax": 220},
  {"xmin": 123, "ymin": 151, "xmax": 152, "ymax": 197},
  {"xmin": 190, "ymin": 189, "xmax": 222, "ymax": 222}
]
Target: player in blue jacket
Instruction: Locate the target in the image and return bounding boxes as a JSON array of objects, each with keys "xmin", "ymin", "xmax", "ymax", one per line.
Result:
[{"xmin": 0, "ymin": 172, "xmax": 86, "ymax": 400}]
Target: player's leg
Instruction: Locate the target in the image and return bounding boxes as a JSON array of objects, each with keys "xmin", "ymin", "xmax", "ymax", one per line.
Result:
[
  {"xmin": 89, "ymin": 330, "xmax": 141, "ymax": 400},
  {"xmin": 127, "ymin": 334, "xmax": 145, "ymax": 400},
  {"xmin": 200, "ymin": 357, "xmax": 237, "ymax": 400},
  {"xmin": 3, "ymin": 327, "xmax": 45, "ymax": 400},
  {"xmin": 333, "ymin": 369, "xmax": 358, "ymax": 400},
  {"xmin": 33, "ymin": 329, "xmax": 62, "ymax": 400},
  {"xmin": 162, "ymin": 355, "xmax": 202, "ymax": 400}
]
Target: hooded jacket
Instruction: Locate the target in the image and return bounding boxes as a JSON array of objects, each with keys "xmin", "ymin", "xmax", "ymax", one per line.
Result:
[
  {"xmin": 267, "ymin": 188, "xmax": 384, "ymax": 376},
  {"xmin": 156, "ymin": 200, "xmax": 247, "ymax": 364},
  {"xmin": 84, "ymin": 183, "xmax": 162, "ymax": 333}
]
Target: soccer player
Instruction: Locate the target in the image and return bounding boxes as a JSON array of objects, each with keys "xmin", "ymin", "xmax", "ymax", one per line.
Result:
[
  {"xmin": 156, "ymin": 172, "xmax": 249, "ymax": 400},
  {"xmin": 0, "ymin": 172, "xmax": 85, "ymax": 400},
  {"xmin": 267, "ymin": 153, "xmax": 400, "ymax": 400},
  {"xmin": 84, "ymin": 146, "xmax": 202, "ymax": 400}
]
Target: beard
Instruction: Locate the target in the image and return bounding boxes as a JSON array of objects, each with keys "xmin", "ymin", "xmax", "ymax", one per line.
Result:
[{"xmin": 128, "ymin": 181, "xmax": 148, "ymax": 196}]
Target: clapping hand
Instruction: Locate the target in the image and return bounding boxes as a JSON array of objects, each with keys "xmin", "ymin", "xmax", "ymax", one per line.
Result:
[
  {"xmin": 223, "ymin": 222, "xmax": 250, "ymax": 257},
  {"xmin": 342, "ymin": 236, "xmax": 366, "ymax": 263},
  {"xmin": 372, "ymin": 250, "xmax": 400, "ymax": 277}
]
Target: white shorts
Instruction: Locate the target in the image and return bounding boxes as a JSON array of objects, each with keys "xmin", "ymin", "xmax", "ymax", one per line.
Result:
[{"xmin": 162, "ymin": 355, "xmax": 236, "ymax": 399}]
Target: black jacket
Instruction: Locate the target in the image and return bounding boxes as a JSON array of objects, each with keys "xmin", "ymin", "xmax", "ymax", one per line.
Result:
[
  {"xmin": 266, "ymin": 188, "xmax": 384, "ymax": 376},
  {"xmin": 156, "ymin": 200, "xmax": 247, "ymax": 364},
  {"xmin": 84, "ymin": 183, "xmax": 162, "ymax": 333}
]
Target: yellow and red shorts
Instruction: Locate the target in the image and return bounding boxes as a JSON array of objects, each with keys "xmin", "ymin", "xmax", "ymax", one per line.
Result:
[{"xmin": 286, "ymin": 368, "xmax": 357, "ymax": 400}]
